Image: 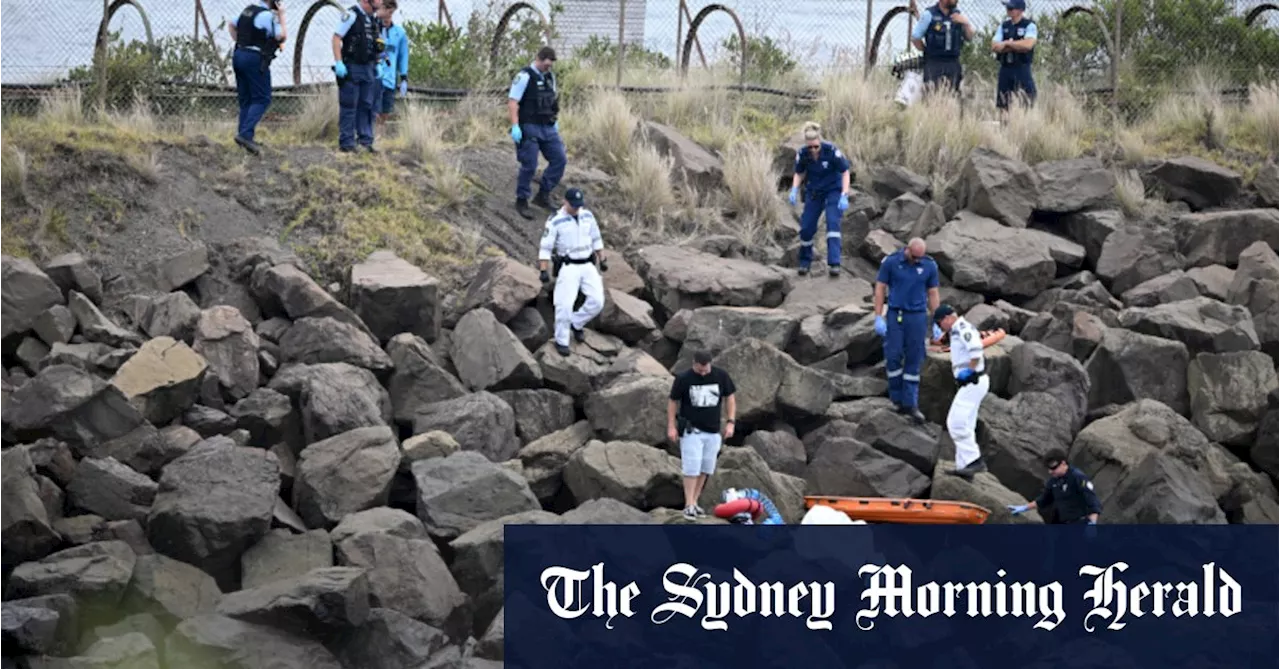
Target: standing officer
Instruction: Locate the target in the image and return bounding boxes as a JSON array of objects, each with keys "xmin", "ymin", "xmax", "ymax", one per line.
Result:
[
  {"xmin": 910, "ymin": 0, "xmax": 974, "ymax": 95},
  {"xmin": 787, "ymin": 121, "xmax": 851, "ymax": 277},
  {"xmin": 538, "ymin": 188, "xmax": 606, "ymax": 356},
  {"xmin": 331, "ymin": 0, "xmax": 384, "ymax": 153},
  {"xmin": 873, "ymin": 238, "xmax": 940, "ymax": 424},
  {"xmin": 1008, "ymin": 449, "xmax": 1102, "ymax": 525},
  {"xmin": 228, "ymin": 0, "xmax": 287, "ymax": 156},
  {"xmin": 934, "ymin": 305, "xmax": 989, "ymax": 479},
  {"xmin": 508, "ymin": 47, "xmax": 567, "ymax": 220},
  {"xmin": 992, "ymin": 0, "xmax": 1038, "ymax": 112}
]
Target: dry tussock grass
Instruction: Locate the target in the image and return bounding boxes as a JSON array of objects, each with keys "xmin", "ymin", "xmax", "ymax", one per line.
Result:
[
  {"xmin": 576, "ymin": 88, "xmax": 638, "ymax": 171},
  {"xmin": 723, "ymin": 139, "xmax": 784, "ymax": 245},
  {"xmin": 401, "ymin": 104, "xmax": 447, "ymax": 164},
  {"xmin": 618, "ymin": 143, "xmax": 677, "ymax": 221}
]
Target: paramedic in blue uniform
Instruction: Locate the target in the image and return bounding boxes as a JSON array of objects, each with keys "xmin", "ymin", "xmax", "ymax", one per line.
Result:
[
  {"xmin": 332, "ymin": 0, "xmax": 384, "ymax": 152},
  {"xmin": 992, "ymin": 0, "xmax": 1038, "ymax": 111},
  {"xmin": 509, "ymin": 47, "xmax": 567, "ymax": 220},
  {"xmin": 373, "ymin": 0, "xmax": 408, "ymax": 136},
  {"xmin": 1008, "ymin": 449, "xmax": 1102, "ymax": 525},
  {"xmin": 228, "ymin": 0, "xmax": 286, "ymax": 155},
  {"xmin": 874, "ymin": 237, "xmax": 940, "ymax": 424},
  {"xmin": 787, "ymin": 122, "xmax": 851, "ymax": 277},
  {"xmin": 911, "ymin": 0, "xmax": 973, "ymax": 95}
]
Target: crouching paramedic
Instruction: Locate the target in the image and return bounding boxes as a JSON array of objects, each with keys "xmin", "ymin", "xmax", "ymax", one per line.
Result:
[
  {"xmin": 1008, "ymin": 449, "xmax": 1102, "ymax": 524},
  {"xmin": 538, "ymin": 188, "xmax": 606, "ymax": 357}
]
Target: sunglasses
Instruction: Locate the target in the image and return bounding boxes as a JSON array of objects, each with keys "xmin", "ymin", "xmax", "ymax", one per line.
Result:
[{"xmin": 1045, "ymin": 461, "xmax": 1063, "ymax": 470}]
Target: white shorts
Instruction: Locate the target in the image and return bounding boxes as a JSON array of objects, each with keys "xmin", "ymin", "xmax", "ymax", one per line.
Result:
[{"xmin": 679, "ymin": 429, "xmax": 722, "ymax": 477}]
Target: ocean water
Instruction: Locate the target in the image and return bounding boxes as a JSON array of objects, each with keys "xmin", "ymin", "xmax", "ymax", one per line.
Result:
[{"xmin": 1, "ymin": 0, "xmax": 1263, "ymax": 86}]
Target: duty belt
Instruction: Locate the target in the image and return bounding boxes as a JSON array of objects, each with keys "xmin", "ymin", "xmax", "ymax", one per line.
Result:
[
  {"xmin": 954, "ymin": 369, "xmax": 986, "ymax": 386},
  {"xmin": 560, "ymin": 256, "xmax": 594, "ymax": 265}
]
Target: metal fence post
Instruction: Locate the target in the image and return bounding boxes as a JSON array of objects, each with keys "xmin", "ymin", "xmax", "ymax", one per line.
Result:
[
  {"xmin": 864, "ymin": 0, "xmax": 874, "ymax": 77},
  {"xmin": 1112, "ymin": 0, "xmax": 1122, "ymax": 120},
  {"xmin": 617, "ymin": 0, "xmax": 627, "ymax": 89},
  {"xmin": 95, "ymin": 0, "xmax": 109, "ymax": 112}
]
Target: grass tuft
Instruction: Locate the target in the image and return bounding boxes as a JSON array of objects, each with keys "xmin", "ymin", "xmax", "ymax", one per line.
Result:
[
  {"xmin": 576, "ymin": 88, "xmax": 637, "ymax": 172},
  {"xmin": 402, "ymin": 104, "xmax": 447, "ymax": 164},
  {"xmin": 1238, "ymin": 81, "xmax": 1279, "ymax": 157},
  {"xmin": 39, "ymin": 87, "xmax": 85, "ymax": 126},
  {"xmin": 618, "ymin": 143, "xmax": 676, "ymax": 221},
  {"xmin": 1113, "ymin": 168, "xmax": 1149, "ymax": 218},
  {"xmin": 288, "ymin": 87, "xmax": 341, "ymax": 143},
  {"xmin": 103, "ymin": 94, "xmax": 157, "ymax": 135},
  {"xmin": 2, "ymin": 145, "xmax": 31, "ymax": 207},
  {"xmin": 723, "ymin": 139, "xmax": 784, "ymax": 245},
  {"xmin": 428, "ymin": 159, "xmax": 473, "ymax": 209}
]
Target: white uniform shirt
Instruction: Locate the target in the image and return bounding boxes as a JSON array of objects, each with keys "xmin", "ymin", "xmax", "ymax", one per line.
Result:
[
  {"xmin": 948, "ymin": 316, "xmax": 985, "ymax": 374},
  {"xmin": 538, "ymin": 207, "xmax": 603, "ymax": 262}
]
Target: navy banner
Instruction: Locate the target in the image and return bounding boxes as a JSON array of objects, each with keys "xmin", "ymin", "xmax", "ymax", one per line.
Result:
[{"xmin": 504, "ymin": 525, "xmax": 1279, "ymax": 669}]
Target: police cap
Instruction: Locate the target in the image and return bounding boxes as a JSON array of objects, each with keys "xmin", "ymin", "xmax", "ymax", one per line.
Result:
[
  {"xmin": 565, "ymin": 188, "xmax": 585, "ymax": 207},
  {"xmin": 1005, "ymin": 0, "xmax": 1026, "ymax": 9},
  {"xmin": 932, "ymin": 304, "xmax": 955, "ymax": 324}
]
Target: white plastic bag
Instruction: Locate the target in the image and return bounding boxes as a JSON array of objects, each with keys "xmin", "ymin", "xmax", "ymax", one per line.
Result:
[{"xmin": 895, "ymin": 70, "xmax": 923, "ymax": 108}]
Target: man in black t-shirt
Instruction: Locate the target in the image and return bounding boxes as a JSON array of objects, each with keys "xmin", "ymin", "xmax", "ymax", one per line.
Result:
[{"xmin": 667, "ymin": 350, "xmax": 737, "ymax": 519}]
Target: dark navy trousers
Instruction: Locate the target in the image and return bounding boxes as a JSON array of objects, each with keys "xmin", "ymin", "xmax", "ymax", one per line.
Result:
[
  {"xmin": 515, "ymin": 122, "xmax": 567, "ymax": 200},
  {"xmin": 884, "ymin": 308, "xmax": 928, "ymax": 409},
  {"xmin": 338, "ymin": 62, "xmax": 378, "ymax": 149},
  {"xmin": 233, "ymin": 48, "xmax": 272, "ymax": 142}
]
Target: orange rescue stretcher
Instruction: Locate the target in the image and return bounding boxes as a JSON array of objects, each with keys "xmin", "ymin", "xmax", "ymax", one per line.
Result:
[
  {"xmin": 804, "ymin": 496, "xmax": 991, "ymax": 525},
  {"xmin": 930, "ymin": 327, "xmax": 1007, "ymax": 353}
]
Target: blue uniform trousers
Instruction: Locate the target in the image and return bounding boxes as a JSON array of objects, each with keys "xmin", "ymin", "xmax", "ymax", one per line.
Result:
[
  {"xmin": 996, "ymin": 64, "xmax": 1037, "ymax": 109},
  {"xmin": 515, "ymin": 122, "xmax": 567, "ymax": 200},
  {"xmin": 338, "ymin": 63, "xmax": 378, "ymax": 149},
  {"xmin": 923, "ymin": 58, "xmax": 962, "ymax": 93},
  {"xmin": 798, "ymin": 189, "xmax": 843, "ymax": 269},
  {"xmin": 232, "ymin": 49, "xmax": 272, "ymax": 143},
  {"xmin": 884, "ymin": 308, "xmax": 927, "ymax": 409}
]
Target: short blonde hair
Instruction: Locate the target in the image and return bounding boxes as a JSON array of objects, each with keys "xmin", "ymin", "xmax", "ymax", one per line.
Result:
[{"xmin": 802, "ymin": 121, "xmax": 822, "ymax": 141}]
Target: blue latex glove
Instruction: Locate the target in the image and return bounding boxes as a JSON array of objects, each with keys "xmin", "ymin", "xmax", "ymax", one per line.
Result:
[
  {"xmin": 932, "ymin": 323, "xmax": 944, "ymax": 341},
  {"xmin": 333, "ymin": 60, "xmax": 347, "ymax": 79},
  {"xmin": 510, "ymin": 124, "xmax": 522, "ymax": 144},
  {"xmin": 1087, "ymin": 518, "xmax": 1097, "ymax": 525},
  {"xmin": 398, "ymin": 79, "xmax": 408, "ymax": 98},
  {"xmin": 554, "ymin": 120, "xmax": 560, "ymax": 133},
  {"xmin": 838, "ymin": 193, "xmax": 850, "ymax": 211},
  {"xmin": 788, "ymin": 186, "xmax": 798, "ymax": 206},
  {"xmin": 1007, "ymin": 504, "xmax": 1029, "ymax": 516},
  {"xmin": 956, "ymin": 368, "xmax": 976, "ymax": 383},
  {"xmin": 874, "ymin": 315, "xmax": 887, "ymax": 337}
]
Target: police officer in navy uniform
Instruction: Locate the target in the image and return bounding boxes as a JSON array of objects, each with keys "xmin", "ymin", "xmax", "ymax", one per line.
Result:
[
  {"xmin": 331, "ymin": 0, "xmax": 384, "ymax": 152},
  {"xmin": 508, "ymin": 47, "xmax": 567, "ymax": 220},
  {"xmin": 910, "ymin": 0, "xmax": 974, "ymax": 95},
  {"xmin": 228, "ymin": 0, "xmax": 287, "ymax": 155},
  {"xmin": 873, "ymin": 237, "xmax": 941, "ymax": 424},
  {"xmin": 787, "ymin": 122, "xmax": 851, "ymax": 277},
  {"xmin": 992, "ymin": 0, "xmax": 1038, "ymax": 111},
  {"xmin": 1008, "ymin": 449, "xmax": 1102, "ymax": 525}
]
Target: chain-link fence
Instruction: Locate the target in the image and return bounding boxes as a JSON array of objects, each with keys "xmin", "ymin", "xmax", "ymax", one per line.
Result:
[{"xmin": 1, "ymin": 0, "xmax": 1276, "ymax": 119}]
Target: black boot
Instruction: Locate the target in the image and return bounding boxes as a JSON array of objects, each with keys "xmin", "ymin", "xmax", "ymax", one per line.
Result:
[
  {"xmin": 532, "ymin": 189, "xmax": 552, "ymax": 210},
  {"xmin": 898, "ymin": 405, "xmax": 926, "ymax": 425},
  {"xmin": 235, "ymin": 136, "xmax": 261, "ymax": 156},
  {"xmin": 572, "ymin": 327, "xmax": 585, "ymax": 343},
  {"xmin": 515, "ymin": 198, "xmax": 533, "ymax": 220}
]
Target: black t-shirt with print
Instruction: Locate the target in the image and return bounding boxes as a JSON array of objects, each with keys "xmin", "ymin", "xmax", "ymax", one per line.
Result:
[{"xmin": 669, "ymin": 367, "xmax": 736, "ymax": 434}]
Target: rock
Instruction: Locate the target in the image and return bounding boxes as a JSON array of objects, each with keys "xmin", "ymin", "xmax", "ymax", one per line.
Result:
[
  {"xmin": 217, "ymin": 566, "xmax": 369, "ymax": 632},
  {"xmin": 713, "ymin": 338, "xmax": 833, "ymax": 423},
  {"xmin": 401, "ymin": 431, "xmax": 460, "ymax": 469},
  {"xmin": 459, "ymin": 256, "xmax": 541, "ymax": 324},
  {"xmin": 66, "ymin": 457, "xmax": 157, "ymax": 522},
  {"xmin": 449, "ymin": 309, "xmax": 543, "ymax": 391},
  {"xmin": 1106, "ymin": 451, "xmax": 1227, "ymax": 523},
  {"xmin": 1, "ymin": 447, "xmax": 60, "ymax": 569},
  {"xmin": 33, "ymin": 304, "xmax": 77, "ymax": 346},
  {"xmin": 584, "ymin": 375, "xmax": 670, "ymax": 445},
  {"xmin": 1119, "ymin": 296, "xmax": 1259, "ymax": 355},
  {"xmin": 165, "ymin": 614, "xmax": 343, "ymax": 668},
  {"xmin": 294, "ymin": 426, "xmax": 401, "ymax": 529},
  {"xmin": 1253, "ymin": 407, "xmax": 1278, "ymax": 481},
  {"xmin": 24, "ymin": 438, "xmax": 78, "ymax": 487},
  {"xmin": 147, "ymin": 444, "xmax": 279, "ymax": 590},
  {"xmin": 385, "ymin": 334, "xmax": 467, "ymax": 426},
  {"xmin": 518, "ymin": 421, "xmax": 595, "ymax": 503},
  {"xmin": 278, "ymin": 316, "xmax": 393, "ymax": 373},
  {"xmin": 1007, "ymin": 341, "xmax": 1090, "ymax": 431},
  {"xmin": 743, "ymin": 430, "xmax": 807, "ymax": 477},
  {"xmin": 13, "ymin": 336, "xmax": 48, "ymax": 374},
  {"xmin": 978, "ymin": 393, "xmax": 1080, "ymax": 499},
  {"xmin": 805, "ymin": 438, "xmax": 929, "ymax": 498},
  {"xmin": 3, "ymin": 364, "xmax": 145, "ymax": 446},
  {"xmin": 241, "ymin": 529, "xmax": 333, "ymax": 589},
  {"xmin": 506, "ymin": 307, "xmax": 550, "ymax": 352},
  {"xmin": 331, "ymin": 509, "xmax": 469, "ymax": 637},
  {"xmin": 184, "ymin": 405, "xmax": 238, "ymax": 436},
  {"xmin": 449, "ymin": 509, "xmax": 563, "ymax": 603},
  {"xmin": 494, "ymin": 389, "xmax": 576, "ymax": 445},
  {"xmin": 955, "ymin": 147, "xmax": 1039, "ymax": 227},
  {"xmin": 642, "ymin": 121, "xmax": 723, "ymax": 191},
  {"xmin": 1071, "ymin": 400, "xmax": 1211, "ymax": 506},
  {"xmin": 475, "ymin": 607, "xmax": 504, "ymax": 660},
  {"xmin": 192, "ymin": 306, "xmax": 260, "ymax": 401},
  {"xmin": 695, "ymin": 447, "xmax": 805, "ymax": 522},
  {"xmin": 92, "ymin": 424, "xmax": 188, "ymax": 484},
  {"xmin": 1228, "ymin": 241, "xmax": 1279, "ymax": 357},
  {"xmin": 851, "ymin": 409, "xmax": 941, "ymax": 476},
  {"xmin": 776, "ymin": 274, "xmax": 874, "ymax": 319},
  {"xmin": 109, "ymin": 337, "xmax": 207, "ymax": 424},
  {"xmin": 67, "ymin": 291, "xmax": 142, "ymax": 347},
  {"xmin": 934, "ymin": 459, "xmax": 1043, "ymax": 523},
  {"xmin": 42, "ymin": 253, "xmax": 103, "ymax": 305},
  {"xmin": 3, "ymin": 256, "xmax": 65, "ymax": 340},
  {"xmin": 230, "ymin": 388, "xmax": 303, "ymax": 453},
  {"xmin": 2, "ymin": 601, "xmax": 64, "ymax": 656},
  {"xmin": 595, "ymin": 289, "xmax": 658, "ymax": 344},
  {"xmin": 1034, "ymin": 157, "xmax": 1116, "ymax": 213},
  {"xmin": 1083, "ymin": 327, "xmax": 1190, "ymax": 415},
  {"xmin": 1143, "ymin": 156, "xmax": 1241, "ymax": 211},
  {"xmin": 1062, "ymin": 209, "xmax": 1122, "ymax": 268},
  {"xmin": 348, "ymin": 250, "xmax": 441, "ymax": 344},
  {"xmin": 1253, "ymin": 162, "xmax": 1278, "ymax": 206},
  {"xmin": 675, "ymin": 306, "xmax": 799, "ymax": 372},
  {"xmin": 871, "ymin": 164, "xmax": 930, "ymax": 200},
  {"xmin": 926, "ymin": 213, "xmax": 1057, "ymax": 298},
  {"xmin": 138, "ymin": 292, "xmax": 202, "ymax": 342},
  {"xmin": 1176, "ymin": 209, "xmax": 1279, "ymax": 269},
  {"xmin": 561, "ymin": 498, "xmax": 656, "ymax": 524},
  {"xmin": 336, "ymin": 608, "xmax": 451, "ymax": 669},
  {"xmin": 269, "ymin": 362, "xmax": 392, "ymax": 445},
  {"xmin": 877, "ymin": 193, "xmax": 928, "ymax": 241},
  {"xmin": 1119, "ymin": 270, "xmax": 1200, "ymax": 307},
  {"xmin": 55, "ymin": 632, "xmax": 161, "ymax": 668},
  {"xmin": 79, "ymin": 611, "xmax": 167, "ymax": 651},
  {"xmin": 135, "ymin": 246, "xmax": 210, "ymax": 293},
  {"xmin": 52, "ymin": 514, "xmax": 103, "ymax": 547},
  {"xmin": 1095, "ymin": 223, "xmax": 1184, "ymax": 296},
  {"xmin": 562, "ymin": 440, "xmax": 683, "ymax": 509},
  {"xmin": 631, "ymin": 245, "xmax": 791, "ymax": 315},
  {"xmin": 1023, "ymin": 227, "xmax": 1087, "ymax": 272},
  {"xmin": 250, "ymin": 262, "xmax": 372, "ymax": 337},
  {"xmin": 1183, "ymin": 265, "xmax": 1236, "ymax": 303},
  {"xmin": 1188, "ymin": 351, "xmax": 1277, "ymax": 447},
  {"xmin": 860, "ymin": 229, "xmax": 901, "ymax": 264},
  {"xmin": 5, "ymin": 541, "xmax": 136, "ymax": 617},
  {"xmin": 411, "ymin": 392, "xmax": 519, "ymax": 463},
  {"xmin": 123, "ymin": 553, "xmax": 223, "ymax": 621},
  {"xmin": 414, "ymin": 451, "xmax": 540, "ymax": 541}
]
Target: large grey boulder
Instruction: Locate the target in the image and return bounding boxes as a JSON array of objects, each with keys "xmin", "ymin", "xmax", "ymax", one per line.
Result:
[
  {"xmin": 294, "ymin": 426, "xmax": 401, "ymax": 529},
  {"xmin": 562, "ymin": 440, "xmax": 683, "ymax": 510},
  {"xmin": 805, "ymin": 438, "xmax": 929, "ymax": 498},
  {"xmin": 3, "ymin": 256, "xmax": 65, "ymax": 339},
  {"xmin": 1062, "ymin": 209, "xmax": 1122, "ymax": 267},
  {"xmin": 268, "ymin": 362, "xmax": 392, "ymax": 445},
  {"xmin": 979, "ymin": 393, "xmax": 1080, "ymax": 499},
  {"xmin": 165, "ymin": 614, "xmax": 343, "ymax": 669},
  {"xmin": 192, "ymin": 306, "xmax": 261, "ymax": 401},
  {"xmin": 743, "ymin": 430, "xmax": 807, "ymax": 477},
  {"xmin": 926, "ymin": 213, "xmax": 1057, "ymax": 298},
  {"xmin": 931, "ymin": 462, "xmax": 1043, "ymax": 524},
  {"xmin": 631, "ymin": 245, "xmax": 791, "ymax": 315},
  {"xmin": 642, "ymin": 120, "xmax": 724, "ymax": 191},
  {"xmin": 385, "ymin": 334, "xmax": 467, "ymax": 426},
  {"xmin": 449, "ymin": 308, "xmax": 543, "ymax": 391},
  {"xmin": 1034, "ymin": 157, "xmax": 1116, "ymax": 213},
  {"xmin": 240, "ymin": 528, "xmax": 333, "ymax": 590},
  {"xmin": 953, "ymin": 147, "xmax": 1039, "ymax": 227},
  {"xmin": 5, "ymin": 541, "xmax": 136, "ymax": 618},
  {"xmin": 712, "ymin": 338, "xmax": 833, "ymax": 423},
  {"xmin": 335, "ymin": 608, "xmax": 451, "ymax": 669},
  {"xmin": 584, "ymin": 374, "xmax": 670, "ymax": 445},
  {"xmin": 67, "ymin": 291, "xmax": 142, "ymax": 347},
  {"xmin": 216, "ymin": 567, "xmax": 370, "ymax": 633},
  {"xmin": 347, "ymin": 250, "xmax": 441, "ymax": 344},
  {"xmin": 1176, "ymin": 209, "xmax": 1279, "ymax": 269},
  {"xmin": 250, "ymin": 261, "xmax": 372, "ymax": 337},
  {"xmin": 674, "ymin": 306, "xmax": 799, "ymax": 372},
  {"xmin": 1095, "ymin": 223, "xmax": 1185, "ymax": 296},
  {"xmin": 494, "ymin": 389, "xmax": 576, "ymax": 445},
  {"xmin": 1118, "ymin": 296, "xmax": 1259, "ymax": 355},
  {"xmin": 231, "ymin": 388, "xmax": 303, "ymax": 453},
  {"xmin": 2, "ymin": 447, "xmax": 61, "ymax": 568},
  {"xmin": 413, "ymin": 451, "xmax": 540, "ymax": 541},
  {"xmin": 110, "ymin": 337, "xmax": 207, "ymax": 425},
  {"xmin": 1105, "ymin": 452, "xmax": 1227, "ymax": 524},
  {"xmin": 1228, "ymin": 241, "xmax": 1279, "ymax": 357},
  {"xmin": 518, "ymin": 421, "xmax": 595, "ymax": 503},
  {"xmin": 43, "ymin": 252, "xmax": 104, "ymax": 305},
  {"xmin": 123, "ymin": 553, "xmax": 223, "ymax": 622},
  {"xmin": 1142, "ymin": 156, "xmax": 1241, "ymax": 211},
  {"xmin": 411, "ymin": 392, "xmax": 520, "ymax": 463},
  {"xmin": 1083, "ymin": 328, "xmax": 1190, "ymax": 415},
  {"xmin": 278, "ymin": 316, "xmax": 393, "ymax": 373},
  {"xmin": 596, "ymin": 288, "xmax": 659, "ymax": 344},
  {"xmin": 458, "ymin": 256, "xmax": 541, "ymax": 324},
  {"xmin": 1188, "ymin": 351, "xmax": 1277, "ymax": 447},
  {"xmin": 138, "ymin": 291, "xmax": 202, "ymax": 342},
  {"xmin": 67, "ymin": 457, "xmax": 157, "ymax": 522},
  {"xmin": 4, "ymin": 364, "xmax": 145, "ymax": 446}
]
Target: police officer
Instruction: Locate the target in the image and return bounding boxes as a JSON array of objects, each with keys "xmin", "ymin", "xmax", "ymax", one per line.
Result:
[
  {"xmin": 228, "ymin": 0, "xmax": 287, "ymax": 155},
  {"xmin": 874, "ymin": 238, "xmax": 940, "ymax": 424},
  {"xmin": 331, "ymin": 0, "xmax": 384, "ymax": 153},
  {"xmin": 992, "ymin": 0, "xmax": 1038, "ymax": 112},
  {"xmin": 1008, "ymin": 449, "xmax": 1102, "ymax": 524},
  {"xmin": 538, "ymin": 187, "xmax": 606, "ymax": 356},
  {"xmin": 910, "ymin": 0, "xmax": 974, "ymax": 95},
  {"xmin": 934, "ymin": 305, "xmax": 989, "ymax": 479},
  {"xmin": 787, "ymin": 122, "xmax": 851, "ymax": 277},
  {"xmin": 508, "ymin": 46, "xmax": 567, "ymax": 220}
]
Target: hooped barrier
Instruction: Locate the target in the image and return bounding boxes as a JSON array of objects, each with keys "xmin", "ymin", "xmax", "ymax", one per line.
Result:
[
  {"xmin": 294, "ymin": 0, "xmax": 345, "ymax": 86},
  {"xmin": 490, "ymin": 2, "xmax": 553, "ymax": 75},
  {"xmin": 1246, "ymin": 3, "xmax": 1278, "ymax": 26},
  {"xmin": 97, "ymin": 0, "xmax": 156, "ymax": 56},
  {"xmin": 679, "ymin": 4, "xmax": 747, "ymax": 87},
  {"xmin": 867, "ymin": 6, "xmax": 912, "ymax": 69}
]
